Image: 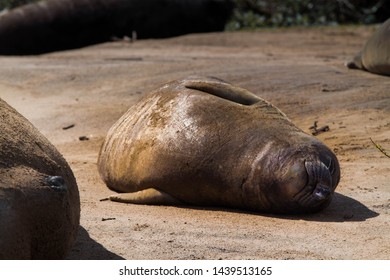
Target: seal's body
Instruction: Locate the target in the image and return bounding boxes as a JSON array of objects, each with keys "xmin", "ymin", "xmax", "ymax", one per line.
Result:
[
  {"xmin": 347, "ymin": 18, "xmax": 390, "ymax": 76},
  {"xmin": 0, "ymin": 98, "xmax": 80, "ymax": 259},
  {"xmin": 0, "ymin": 0, "xmax": 233, "ymax": 55},
  {"xmin": 98, "ymin": 77, "xmax": 340, "ymax": 214}
]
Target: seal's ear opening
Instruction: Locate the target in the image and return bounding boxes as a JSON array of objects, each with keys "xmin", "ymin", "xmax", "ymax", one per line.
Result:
[{"xmin": 184, "ymin": 78, "xmax": 261, "ymax": 106}]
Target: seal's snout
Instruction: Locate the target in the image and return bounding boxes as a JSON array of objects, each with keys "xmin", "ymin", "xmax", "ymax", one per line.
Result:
[{"xmin": 304, "ymin": 159, "xmax": 333, "ymax": 201}]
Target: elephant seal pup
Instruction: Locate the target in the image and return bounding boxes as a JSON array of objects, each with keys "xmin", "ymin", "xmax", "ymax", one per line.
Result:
[
  {"xmin": 347, "ymin": 18, "xmax": 390, "ymax": 76},
  {"xmin": 98, "ymin": 76, "xmax": 340, "ymax": 214},
  {"xmin": 0, "ymin": 98, "xmax": 80, "ymax": 259}
]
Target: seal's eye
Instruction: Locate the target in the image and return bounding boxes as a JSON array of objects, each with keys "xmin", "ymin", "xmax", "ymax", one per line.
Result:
[{"xmin": 46, "ymin": 176, "xmax": 67, "ymax": 192}]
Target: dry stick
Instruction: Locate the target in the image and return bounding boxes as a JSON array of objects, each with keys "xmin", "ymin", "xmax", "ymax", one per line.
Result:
[{"xmin": 370, "ymin": 138, "xmax": 390, "ymax": 158}]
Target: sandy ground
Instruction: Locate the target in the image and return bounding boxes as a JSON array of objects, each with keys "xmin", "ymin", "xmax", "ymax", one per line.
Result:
[{"xmin": 0, "ymin": 25, "xmax": 389, "ymax": 260}]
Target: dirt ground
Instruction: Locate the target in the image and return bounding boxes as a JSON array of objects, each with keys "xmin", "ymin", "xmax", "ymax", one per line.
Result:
[{"xmin": 0, "ymin": 25, "xmax": 389, "ymax": 260}]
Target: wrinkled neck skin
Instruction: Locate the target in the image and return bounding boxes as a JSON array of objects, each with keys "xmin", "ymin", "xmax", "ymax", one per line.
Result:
[{"xmin": 242, "ymin": 133, "xmax": 340, "ymax": 214}]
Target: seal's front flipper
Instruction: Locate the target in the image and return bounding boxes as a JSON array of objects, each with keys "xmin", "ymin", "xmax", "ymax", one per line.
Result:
[
  {"xmin": 108, "ymin": 188, "xmax": 183, "ymax": 205},
  {"xmin": 183, "ymin": 77, "xmax": 261, "ymax": 106},
  {"xmin": 183, "ymin": 76, "xmax": 287, "ymax": 118}
]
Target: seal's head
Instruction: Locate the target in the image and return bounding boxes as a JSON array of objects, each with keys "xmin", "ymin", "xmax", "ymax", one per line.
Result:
[
  {"xmin": 272, "ymin": 143, "xmax": 340, "ymax": 213},
  {"xmin": 246, "ymin": 140, "xmax": 340, "ymax": 214}
]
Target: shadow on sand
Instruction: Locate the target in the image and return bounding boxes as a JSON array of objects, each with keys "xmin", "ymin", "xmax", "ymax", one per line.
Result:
[
  {"xmin": 67, "ymin": 226, "xmax": 124, "ymax": 260},
  {"xmin": 183, "ymin": 192, "xmax": 379, "ymax": 222},
  {"xmin": 262, "ymin": 192, "xmax": 379, "ymax": 222},
  {"xmin": 67, "ymin": 193, "xmax": 378, "ymax": 259},
  {"xmin": 300, "ymin": 192, "xmax": 379, "ymax": 222}
]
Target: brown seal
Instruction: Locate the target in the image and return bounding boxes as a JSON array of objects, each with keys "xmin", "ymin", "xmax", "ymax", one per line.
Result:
[
  {"xmin": 347, "ymin": 18, "xmax": 390, "ymax": 76},
  {"xmin": 0, "ymin": 98, "xmax": 80, "ymax": 259},
  {"xmin": 98, "ymin": 76, "xmax": 340, "ymax": 214}
]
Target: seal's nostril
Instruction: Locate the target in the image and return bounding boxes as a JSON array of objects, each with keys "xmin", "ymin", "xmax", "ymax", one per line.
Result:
[
  {"xmin": 327, "ymin": 157, "xmax": 335, "ymax": 175},
  {"xmin": 313, "ymin": 185, "xmax": 331, "ymax": 200},
  {"xmin": 319, "ymin": 155, "xmax": 334, "ymax": 174}
]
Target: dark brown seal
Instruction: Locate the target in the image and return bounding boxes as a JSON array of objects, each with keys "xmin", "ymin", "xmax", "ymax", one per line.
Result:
[
  {"xmin": 98, "ymin": 76, "xmax": 340, "ymax": 214},
  {"xmin": 0, "ymin": 98, "xmax": 80, "ymax": 259},
  {"xmin": 347, "ymin": 18, "xmax": 390, "ymax": 76},
  {"xmin": 0, "ymin": 0, "xmax": 233, "ymax": 55}
]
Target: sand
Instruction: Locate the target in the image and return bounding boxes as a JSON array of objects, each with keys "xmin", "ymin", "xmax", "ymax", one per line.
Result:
[{"xmin": 0, "ymin": 25, "xmax": 389, "ymax": 260}]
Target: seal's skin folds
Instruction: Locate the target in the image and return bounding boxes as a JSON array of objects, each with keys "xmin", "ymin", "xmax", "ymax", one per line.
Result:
[
  {"xmin": 347, "ymin": 18, "xmax": 390, "ymax": 76},
  {"xmin": 98, "ymin": 77, "xmax": 340, "ymax": 214},
  {"xmin": 0, "ymin": 98, "xmax": 80, "ymax": 259}
]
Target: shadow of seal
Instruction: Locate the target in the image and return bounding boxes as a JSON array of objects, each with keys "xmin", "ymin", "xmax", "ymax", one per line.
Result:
[
  {"xmin": 98, "ymin": 76, "xmax": 340, "ymax": 214},
  {"xmin": 0, "ymin": 98, "xmax": 80, "ymax": 259}
]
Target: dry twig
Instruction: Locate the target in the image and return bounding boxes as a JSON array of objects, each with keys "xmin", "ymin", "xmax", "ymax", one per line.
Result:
[{"xmin": 370, "ymin": 138, "xmax": 390, "ymax": 158}]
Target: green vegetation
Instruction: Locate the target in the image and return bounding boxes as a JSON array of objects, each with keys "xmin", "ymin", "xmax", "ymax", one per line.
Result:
[
  {"xmin": 0, "ymin": 0, "xmax": 38, "ymax": 10},
  {"xmin": 227, "ymin": 0, "xmax": 390, "ymax": 30},
  {"xmin": 1, "ymin": 0, "xmax": 389, "ymax": 30}
]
